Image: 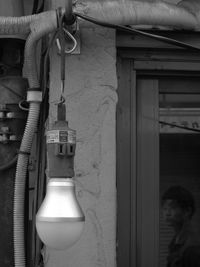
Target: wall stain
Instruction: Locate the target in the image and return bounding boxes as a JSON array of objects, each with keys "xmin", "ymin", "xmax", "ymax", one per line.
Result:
[
  {"xmin": 75, "ymin": 168, "xmax": 101, "ymax": 199},
  {"xmin": 76, "ymin": 93, "xmax": 117, "ymax": 145},
  {"xmin": 87, "ymin": 209, "xmax": 108, "ymax": 267}
]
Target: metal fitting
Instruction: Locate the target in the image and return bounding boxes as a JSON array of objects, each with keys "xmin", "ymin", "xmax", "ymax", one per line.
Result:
[{"xmin": 27, "ymin": 91, "xmax": 43, "ymax": 103}]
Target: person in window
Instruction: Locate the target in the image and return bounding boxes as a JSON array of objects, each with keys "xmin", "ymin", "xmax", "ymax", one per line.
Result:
[{"xmin": 161, "ymin": 185, "xmax": 200, "ymax": 267}]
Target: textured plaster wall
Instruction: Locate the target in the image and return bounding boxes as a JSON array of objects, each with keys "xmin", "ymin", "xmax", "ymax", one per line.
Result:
[{"xmin": 44, "ymin": 1, "xmax": 118, "ymax": 266}]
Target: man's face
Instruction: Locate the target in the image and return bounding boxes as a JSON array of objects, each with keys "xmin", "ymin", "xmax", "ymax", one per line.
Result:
[{"xmin": 162, "ymin": 199, "xmax": 187, "ymax": 227}]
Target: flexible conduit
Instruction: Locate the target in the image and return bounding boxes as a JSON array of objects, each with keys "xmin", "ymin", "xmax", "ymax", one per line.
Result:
[
  {"xmin": 14, "ymin": 104, "xmax": 40, "ymax": 267},
  {"xmin": 0, "ymin": 10, "xmax": 57, "ymax": 267},
  {"xmin": 74, "ymin": 0, "xmax": 200, "ymax": 30},
  {"xmin": 14, "ymin": 12, "xmax": 57, "ymax": 267},
  {"xmin": 0, "ymin": 11, "xmax": 56, "ymax": 35}
]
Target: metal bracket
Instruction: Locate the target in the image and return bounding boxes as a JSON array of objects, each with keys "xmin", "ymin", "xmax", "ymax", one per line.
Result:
[
  {"xmin": 57, "ymin": 21, "xmax": 81, "ymax": 55},
  {"xmin": 28, "ymin": 157, "xmax": 37, "ymax": 172}
]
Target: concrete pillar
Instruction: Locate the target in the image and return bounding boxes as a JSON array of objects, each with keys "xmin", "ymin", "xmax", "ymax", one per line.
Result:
[{"xmin": 44, "ymin": 1, "xmax": 117, "ymax": 266}]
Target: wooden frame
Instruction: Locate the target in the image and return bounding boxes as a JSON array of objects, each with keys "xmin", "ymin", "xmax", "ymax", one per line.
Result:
[
  {"xmin": 136, "ymin": 79, "xmax": 159, "ymax": 267},
  {"xmin": 116, "ymin": 30, "xmax": 200, "ymax": 267},
  {"xmin": 117, "ymin": 58, "xmax": 137, "ymax": 267}
]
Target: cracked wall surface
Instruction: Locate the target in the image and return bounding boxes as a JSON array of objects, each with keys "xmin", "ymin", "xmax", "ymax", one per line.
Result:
[{"xmin": 46, "ymin": 2, "xmax": 117, "ymax": 266}]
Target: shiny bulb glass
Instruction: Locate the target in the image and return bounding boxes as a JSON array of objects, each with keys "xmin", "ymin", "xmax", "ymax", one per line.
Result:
[{"xmin": 36, "ymin": 178, "xmax": 85, "ymax": 250}]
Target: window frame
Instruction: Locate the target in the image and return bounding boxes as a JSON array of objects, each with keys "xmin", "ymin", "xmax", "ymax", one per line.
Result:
[{"xmin": 116, "ymin": 30, "xmax": 200, "ymax": 267}]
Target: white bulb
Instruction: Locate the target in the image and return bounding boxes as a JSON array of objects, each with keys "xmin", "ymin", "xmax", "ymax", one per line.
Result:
[
  {"xmin": 36, "ymin": 178, "xmax": 85, "ymax": 250},
  {"xmin": 36, "ymin": 221, "xmax": 84, "ymax": 250}
]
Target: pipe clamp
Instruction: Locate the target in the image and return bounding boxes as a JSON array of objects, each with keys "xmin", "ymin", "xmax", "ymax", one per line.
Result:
[{"xmin": 27, "ymin": 91, "xmax": 43, "ymax": 102}]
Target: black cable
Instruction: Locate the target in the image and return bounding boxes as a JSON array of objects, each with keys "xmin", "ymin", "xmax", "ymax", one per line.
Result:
[
  {"xmin": 32, "ymin": 0, "xmax": 45, "ymax": 14},
  {"xmin": 32, "ymin": 0, "xmax": 39, "ymax": 14},
  {"xmin": 74, "ymin": 12, "xmax": 200, "ymax": 52},
  {"xmin": 37, "ymin": 0, "xmax": 45, "ymax": 14},
  {"xmin": 159, "ymin": 120, "xmax": 200, "ymax": 133}
]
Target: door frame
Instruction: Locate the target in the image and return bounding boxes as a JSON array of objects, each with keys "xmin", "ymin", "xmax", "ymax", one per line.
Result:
[{"xmin": 116, "ymin": 30, "xmax": 200, "ymax": 267}]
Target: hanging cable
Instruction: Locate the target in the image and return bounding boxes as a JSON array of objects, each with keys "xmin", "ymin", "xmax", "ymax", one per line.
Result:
[
  {"xmin": 74, "ymin": 12, "xmax": 200, "ymax": 52},
  {"xmin": 42, "ymin": 30, "xmax": 58, "ymax": 98},
  {"xmin": 32, "ymin": 0, "xmax": 39, "ymax": 14},
  {"xmin": 37, "ymin": 0, "xmax": 45, "ymax": 14},
  {"xmin": 56, "ymin": 8, "xmax": 66, "ymax": 105},
  {"xmin": 32, "ymin": 0, "xmax": 45, "ymax": 14}
]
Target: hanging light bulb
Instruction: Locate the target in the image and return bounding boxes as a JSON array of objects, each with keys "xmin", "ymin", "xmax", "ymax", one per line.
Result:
[
  {"xmin": 36, "ymin": 178, "xmax": 85, "ymax": 250},
  {"xmin": 36, "ymin": 100, "xmax": 85, "ymax": 249}
]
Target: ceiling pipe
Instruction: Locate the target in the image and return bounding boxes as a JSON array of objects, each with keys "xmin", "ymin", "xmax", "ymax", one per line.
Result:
[{"xmin": 72, "ymin": 0, "xmax": 200, "ymax": 30}]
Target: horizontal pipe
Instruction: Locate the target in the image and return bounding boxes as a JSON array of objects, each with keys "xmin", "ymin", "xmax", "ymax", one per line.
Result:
[
  {"xmin": 0, "ymin": 10, "xmax": 57, "ymax": 36},
  {"xmin": 73, "ymin": 0, "xmax": 200, "ymax": 30}
]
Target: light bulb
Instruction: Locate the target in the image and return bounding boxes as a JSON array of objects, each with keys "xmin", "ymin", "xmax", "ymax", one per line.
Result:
[{"xmin": 36, "ymin": 178, "xmax": 85, "ymax": 250}]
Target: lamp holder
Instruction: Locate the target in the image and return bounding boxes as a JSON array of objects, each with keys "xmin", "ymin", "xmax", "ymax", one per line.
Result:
[{"xmin": 46, "ymin": 102, "xmax": 76, "ymax": 178}]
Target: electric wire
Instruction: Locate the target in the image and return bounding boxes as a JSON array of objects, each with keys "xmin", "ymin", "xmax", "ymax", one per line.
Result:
[
  {"xmin": 32, "ymin": 0, "xmax": 39, "ymax": 14},
  {"xmin": 25, "ymin": 23, "xmax": 53, "ymax": 267},
  {"xmin": 29, "ymin": 17, "xmax": 60, "ymax": 267},
  {"xmin": 58, "ymin": 9, "xmax": 66, "ymax": 105},
  {"xmin": 37, "ymin": 0, "xmax": 45, "ymax": 14},
  {"xmin": 72, "ymin": 14, "xmax": 200, "ymax": 130},
  {"xmin": 0, "ymin": 83, "xmax": 24, "ymax": 99},
  {"xmin": 18, "ymin": 9, "xmax": 200, "ymax": 263},
  {"xmin": 42, "ymin": 30, "xmax": 58, "ymax": 97},
  {"xmin": 159, "ymin": 120, "xmax": 200, "ymax": 133},
  {"xmin": 74, "ymin": 12, "xmax": 200, "ymax": 52},
  {"xmin": 32, "ymin": 0, "xmax": 45, "ymax": 14},
  {"xmin": 19, "ymin": 100, "xmax": 29, "ymax": 111}
]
